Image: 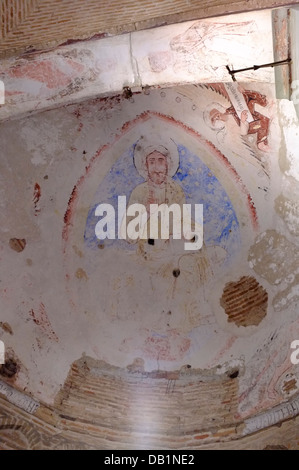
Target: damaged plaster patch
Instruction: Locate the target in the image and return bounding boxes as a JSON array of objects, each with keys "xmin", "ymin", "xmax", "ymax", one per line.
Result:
[
  {"xmin": 248, "ymin": 230, "xmax": 299, "ymax": 286},
  {"xmin": 75, "ymin": 268, "xmax": 88, "ymax": 280},
  {"xmin": 275, "ymin": 194, "xmax": 299, "ymax": 236},
  {"xmin": 220, "ymin": 276, "xmax": 268, "ymax": 327},
  {"xmin": 9, "ymin": 238, "xmax": 26, "ymax": 253},
  {"xmin": 273, "ymin": 274, "xmax": 299, "ymax": 311},
  {"xmin": 276, "ymin": 372, "xmax": 299, "ymax": 398},
  {"xmin": 278, "ymin": 100, "xmax": 299, "ymax": 181},
  {"xmin": 19, "ymin": 118, "xmax": 66, "ymax": 166},
  {"xmin": 31, "ymin": 152, "xmax": 47, "ymax": 166}
]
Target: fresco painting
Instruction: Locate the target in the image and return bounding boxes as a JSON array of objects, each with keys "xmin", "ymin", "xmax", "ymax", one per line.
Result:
[
  {"xmin": 205, "ymin": 83, "xmax": 271, "ymax": 153},
  {"xmin": 3, "ymin": 7, "xmax": 299, "ymax": 447},
  {"xmin": 61, "ymin": 82, "xmax": 277, "ymax": 373},
  {"xmin": 84, "ymin": 138, "xmax": 241, "ymax": 264}
]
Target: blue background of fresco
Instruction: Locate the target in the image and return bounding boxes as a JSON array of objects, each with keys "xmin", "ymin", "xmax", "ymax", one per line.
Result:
[{"xmin": 84, "ymin": 143, "xmax": 241, "ymax": 259}]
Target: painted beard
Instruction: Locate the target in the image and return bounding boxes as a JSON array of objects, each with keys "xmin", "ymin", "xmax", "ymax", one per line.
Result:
[{"xmin": 149, "ymin": 171, "xmax": 167, "ymax": 185}]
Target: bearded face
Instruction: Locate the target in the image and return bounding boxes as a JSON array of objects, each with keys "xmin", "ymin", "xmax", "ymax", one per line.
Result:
[{"xmin": 146, "ymin": 151, "xmax": 168, "ymax": 185}]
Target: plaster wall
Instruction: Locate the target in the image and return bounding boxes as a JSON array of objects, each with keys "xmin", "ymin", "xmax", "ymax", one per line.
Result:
[{"xmin": 0, "ymin": 9, "xmax": 299, "ymax": 449}]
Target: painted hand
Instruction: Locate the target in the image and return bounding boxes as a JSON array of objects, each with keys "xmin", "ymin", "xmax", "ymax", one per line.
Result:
[{"xmin": 241, "ymin": 110, "xmax": 249, "ymax": 122}]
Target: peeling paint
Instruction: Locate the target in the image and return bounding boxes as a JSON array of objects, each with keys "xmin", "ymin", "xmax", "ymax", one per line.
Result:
[
  {"xmin": 275, "ymin": 194, "xmax": 299, "ymax": 236},
  {"xmin": 248, "ymin": 230, "xmax": 299, "ymax": 286}
]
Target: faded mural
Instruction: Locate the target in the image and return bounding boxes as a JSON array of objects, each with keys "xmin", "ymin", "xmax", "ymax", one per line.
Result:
[
  {"xmin": 2, "ymin": 8, "xmax": 299, "ymax": 449},
  {"xmin": 205, "ymin": 84, "xmax": 271, "ymax": 153},
  {"xmin": 84, "ymin": 138, "xmax": 240, "ymax": 259},
  {"xmin": 61, "ymin": 80, "xmax": 279, "ymax": 383}
]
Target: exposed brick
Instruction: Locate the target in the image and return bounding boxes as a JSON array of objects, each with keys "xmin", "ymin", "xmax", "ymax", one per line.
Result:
[{"xmin": 220, "ymin": 276, "xmax": 268, "ymax": 327}]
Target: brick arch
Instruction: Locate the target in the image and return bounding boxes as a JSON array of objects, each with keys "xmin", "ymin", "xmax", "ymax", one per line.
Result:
[{"xmin": 0, "ymin": 415, "xmax": 42, "ymax": 450}]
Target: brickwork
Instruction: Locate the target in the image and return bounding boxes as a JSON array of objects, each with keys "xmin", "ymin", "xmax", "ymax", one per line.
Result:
[
  {"xmin": 0, "ymin": 358, "xmax": 298, "ymax": 449},
  {"xmin": 221, "ymin": 276, "xmax": 268, "ymax": 327},
  {"xmin": 0, "ymin": 0, "xmax": 298, "ymax": 58}
]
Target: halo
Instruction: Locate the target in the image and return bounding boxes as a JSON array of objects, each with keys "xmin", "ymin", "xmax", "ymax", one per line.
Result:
[
  {"xmin": 133, "ymin": 135, "xmax": 180, "ymax": 179},
  {"xmin": 203, "ymin": 102, "xmax": 227, "ymax": 131}
]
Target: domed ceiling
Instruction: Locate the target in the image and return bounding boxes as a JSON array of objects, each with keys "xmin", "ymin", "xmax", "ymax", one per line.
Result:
[{"xmin": 0, "ymin": 3, "xmax": 299, "ymax": 450}]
